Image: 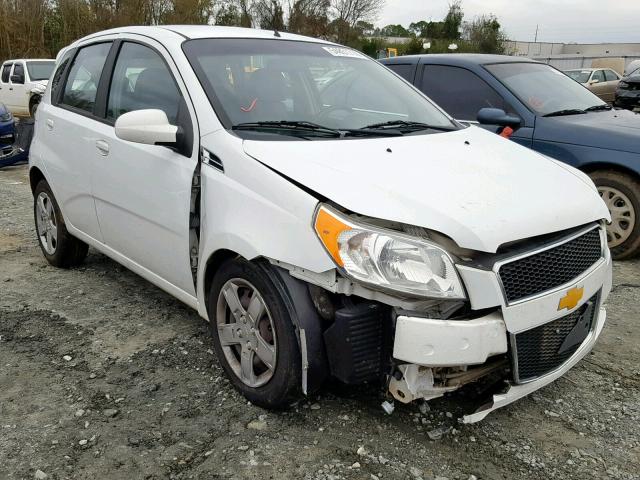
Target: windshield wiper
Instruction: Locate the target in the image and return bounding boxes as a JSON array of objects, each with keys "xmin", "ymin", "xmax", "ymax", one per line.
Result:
[
  {"xmin": 232, "ymin": 120, "xmax": 403, "ymax": 138},
  {"xmin": 542, "ymin": 109, "xmax": 587, "ymax": 118},
  {"xmin": 362, "ymin": 120, "xmax": 455, "ymax": 132},
  {"xmin": 232, "ymin": 121, "xmax": 342, "ymax": 138},
  {"xmin": 584, "ymin": 104, "xmax": 613, "ymax": 112}
]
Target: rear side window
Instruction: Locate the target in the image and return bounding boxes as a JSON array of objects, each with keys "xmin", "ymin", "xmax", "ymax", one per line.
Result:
[
  {"xmin": 604, "ymin": 70, "xmax": 619, "ymax": 81},
  {"xmin": 386, "ymin": 63, "xmax": 415, "ymax": 82},
  {"xmin": 61, "ymin": 42, "xmax": 112, "ymax": 114},
  {"xmin": 1, "ymin": 63, "xmax": 11, "ymax": 83},
  {"xmin": 419, "ymin": 65, "xmax": 514, "ymax": 120},
  {"xmin": 50, "ymin": 54, "xmax": 72, "ymax": 102},
  {"xmin": 107, "ymin": 42, "xmax": 181, "ymax": 123}
]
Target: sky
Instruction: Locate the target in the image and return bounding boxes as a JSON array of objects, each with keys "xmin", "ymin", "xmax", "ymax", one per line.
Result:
[{"xmin": 377, "ymin": 0, "xmax": 640, "ymax": 44}]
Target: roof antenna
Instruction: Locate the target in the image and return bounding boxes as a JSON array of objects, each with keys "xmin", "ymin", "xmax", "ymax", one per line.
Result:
[{"xmin": 274, "ymin": 29, "xmax": 281, "ymax": 38}]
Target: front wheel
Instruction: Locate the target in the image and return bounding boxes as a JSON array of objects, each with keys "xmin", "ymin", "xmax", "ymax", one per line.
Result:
[
  {"xmin": 208, "ymin": 259, "xmax": 302, "ymax": 409},
  {"xmin": 589, "ymin": 170, "xmax": 640, "ymax": 259}
]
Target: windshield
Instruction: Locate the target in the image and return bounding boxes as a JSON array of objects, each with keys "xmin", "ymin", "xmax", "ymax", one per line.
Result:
[
  {"xmin": 182, "ymin": 39, "xmax": 456, "ymax": 137},
  {"xmin": 26, "ymin": 61, "xmax": 55, "ymax": 81},
  {"xmin": 486, "ymin": 63, "xmax": 605, "ymax": 116},
  {"xmin": 565, "ymin": 70, "xmax": 591, "ymax": 83}
]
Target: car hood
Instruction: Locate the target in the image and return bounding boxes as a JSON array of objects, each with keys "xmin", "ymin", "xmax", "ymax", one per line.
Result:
[
  {"xmin": 621, "ymin": 74, "xmax": 640, "ymax": 84},
  {"xmin": 536, "ymin": 109, "xmax": 640, "ymax": 154},
  {"xmin": 243, "ymin": 126, "xmax": 609, "ymax": 253}
]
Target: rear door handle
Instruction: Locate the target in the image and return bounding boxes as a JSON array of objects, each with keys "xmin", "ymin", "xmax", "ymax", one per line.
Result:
[
  {"xmin": 95, "ymin": 139, "xmax": 110, "ymax": 156},
  {"xmin": 46, "ymin": 119, "xmax": 54, "ymax": 130}
]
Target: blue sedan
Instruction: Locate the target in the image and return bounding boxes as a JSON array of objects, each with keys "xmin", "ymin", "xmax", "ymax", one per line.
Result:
[{"xmin": 381, "ymin": 54, "xmax": 640, "ymax": 259}]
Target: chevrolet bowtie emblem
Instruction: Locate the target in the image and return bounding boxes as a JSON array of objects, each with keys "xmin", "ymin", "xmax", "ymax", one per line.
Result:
[{"xmin": 558, "ymin": 286, "xmax": 584, "ymax": 311}]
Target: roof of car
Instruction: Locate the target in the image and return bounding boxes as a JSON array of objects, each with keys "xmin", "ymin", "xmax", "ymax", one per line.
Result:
[
  {"xmin": 1, "ymin": 59, "xmax": 55, "ymax": 64},
  {"xmin": 380, "ymin": 53, "xmax": 541, "ymax": 66},
  {"xmin": 74, "ymin": 25, "xmax": 334, "ymax": 47},
  {"xmin": 565, "ymin": 68, "xmax": 596, "ymax": 72}
]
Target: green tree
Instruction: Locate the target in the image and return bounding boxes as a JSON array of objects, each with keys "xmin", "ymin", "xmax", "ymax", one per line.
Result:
[
  {"xmin": 408, "ymin": 20, "xmax": 428, "ymax": 37},
  {"xmin": 255, "ymin": 0, "xmax": 284, "ymax": 30},
  {"xmin": 442, "ymin": 0, "xmax": 463, "ymax": 39},
  {"xmin": 288, "ymin": 0, "xmax": 330, "ymax": 38},
  {"xmin": 463, "ymin": 14, "xmax": 506, "ymax": 54},
  {"xmin": 379, "ymin": 24, "xmax": 409, "ymax": 37}
]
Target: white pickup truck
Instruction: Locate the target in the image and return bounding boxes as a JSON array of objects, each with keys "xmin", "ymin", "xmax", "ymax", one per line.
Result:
[{"xmin": 0, "ymin": 59, "xmax": 55, "ymax": 116}]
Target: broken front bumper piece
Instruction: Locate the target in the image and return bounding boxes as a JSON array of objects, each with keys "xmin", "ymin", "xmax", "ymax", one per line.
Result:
[
  {"xmin": 388, "ymin": 243, "xmax": 612, "ymax": 421},
  {"xmin": 462, "ymin": 306, "xmax": 606, "ymax": 423}
]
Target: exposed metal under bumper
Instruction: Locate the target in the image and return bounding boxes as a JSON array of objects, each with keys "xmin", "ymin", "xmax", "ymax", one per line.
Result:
[{"xmin": 463, "ymin": 306, "xmax": 607, "ymax": 424}]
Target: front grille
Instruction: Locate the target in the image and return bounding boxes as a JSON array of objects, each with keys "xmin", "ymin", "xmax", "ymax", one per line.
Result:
[
  {"xmin": 499, "ymin": 227, "xmax": 602, "ymax": 303},
  {"xmin": 513, "ymin": 294, "xmax": 598, "ymax": 382}
]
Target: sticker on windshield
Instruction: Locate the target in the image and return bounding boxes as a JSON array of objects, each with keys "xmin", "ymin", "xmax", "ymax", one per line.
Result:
[{"xmin": 322, "ymin": 46, "xmax": 366, "ymax": 59}]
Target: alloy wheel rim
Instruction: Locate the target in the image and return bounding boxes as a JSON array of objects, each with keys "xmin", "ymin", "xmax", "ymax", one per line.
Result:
[
  {"xmin": 36, "ymin": 192, "xmax": 57, "ymax": 255},
  {"xmin": 216, "ymin": 278, "xmax": 277, "ymax": 388},
  {"xmin": 599, "ymin": 186, "xmax": 636, "ymax": 248}
]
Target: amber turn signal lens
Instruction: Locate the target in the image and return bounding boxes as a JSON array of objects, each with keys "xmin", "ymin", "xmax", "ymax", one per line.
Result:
[{"xmin": 314, "ymin": 207, "xmax": 351, "ymax": 267}]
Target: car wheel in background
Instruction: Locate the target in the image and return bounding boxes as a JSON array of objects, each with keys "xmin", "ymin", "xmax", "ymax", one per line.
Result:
[
  {"xmin": 208, "ymin": 258, "xmax": 302, "ymax": 409},
  {"xmin": 589, "ymin": 170, "xmax": 640, "ymax": 259},
  {"xmin": 33, "ymin": 179, "xmax": 89, "ymax": 268},
  {"xmin": 29, "ymin": 97, "xmax": 41, "ymax": 118}
]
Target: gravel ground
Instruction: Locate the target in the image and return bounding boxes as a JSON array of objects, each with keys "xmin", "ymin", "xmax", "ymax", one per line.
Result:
[{"xmin": 1, "ymin": 164, "xmax": 639, "ymax": 480}]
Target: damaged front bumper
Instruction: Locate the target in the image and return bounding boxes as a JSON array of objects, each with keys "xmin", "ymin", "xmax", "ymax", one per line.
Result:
[
  {"xmin": 462, "ymin": 306, "xmax": 606, "ymax": 423},
  {"xmin": 389, "ymin": 228, "xmax": 612, "ymax": 421}
]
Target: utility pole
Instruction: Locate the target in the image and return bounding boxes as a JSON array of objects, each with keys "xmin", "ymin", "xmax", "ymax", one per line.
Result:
[{"xmin": 534, "ymin": 24, "xmax": 539, "ymax": 42}]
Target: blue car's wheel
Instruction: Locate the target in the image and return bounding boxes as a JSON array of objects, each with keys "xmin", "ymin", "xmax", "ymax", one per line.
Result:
[{"xmin": 590, "ymin": 170, "xmax": 640, "ymax": 259}]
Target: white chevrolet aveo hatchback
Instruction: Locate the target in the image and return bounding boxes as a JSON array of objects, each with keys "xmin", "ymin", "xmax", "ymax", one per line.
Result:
[{"xmin": 30, "ymin": 26, "xmax": 612, "ymax": 422}]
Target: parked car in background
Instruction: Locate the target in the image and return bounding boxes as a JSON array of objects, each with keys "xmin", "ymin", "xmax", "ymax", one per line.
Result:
[
  {"xmin": 0, "ymin": 102, "xmax": 30, "ymax": 168},
  {"xmin": 624, "ymin": 59, "xmax": 640, "ymax": 76},
  {"xmin": 0, "ymin": 103, "xmax": 16, "ymax": 158},
  {"xmin": 565, "ymin": 68, "xmax": 620, "ymax": 103},
  {"xmin": 30, "ymin": 26, "xmax": 612, "ymax": 422},
  {"xmin": 614, "ymin": 66, "xmax": 640, "ymax": 111},
  {"xmin": 0, "ymin": 59, "xmax": 55, "ymax": 116},
  {"xmin": 381, "ymin": 54, "xmax": 640, "ymax": 259}
]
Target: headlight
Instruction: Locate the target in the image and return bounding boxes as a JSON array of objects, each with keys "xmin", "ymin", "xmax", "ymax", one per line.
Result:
[
  {"xmin": 313, "ymin": 205, "xmax": 466, "ymax": 299},
  {"xmin": 618, "ymin": 81, "xmax": 629, "ymax": 89},
  {"xmin": 0, "ymin": 111, "xmax": 11, "ymax": 122}
]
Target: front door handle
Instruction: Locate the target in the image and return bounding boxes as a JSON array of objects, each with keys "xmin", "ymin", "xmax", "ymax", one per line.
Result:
[
  {"xmin": 46, "ymin": 119, "xmax": 54, "ymax": 130},
  {"xmin": 95, "ymin": 139, "xmax": 110, "ymax": 156}
]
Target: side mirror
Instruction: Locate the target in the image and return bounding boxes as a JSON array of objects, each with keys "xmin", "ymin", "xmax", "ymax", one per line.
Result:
[
  {"xmin": 477, "ymin": 108, "xmax": 521, "ymax": 128},
  {"xmin": 10, "ymin": 74, "xmax": 24, "ymax": 84},
  {"xmin": 115, "ymin": 109, "xmax": 178, "ymax": 146},
  {"xmin": 589, "ymin": 78, "xmax": 600, "ymax": 85}
]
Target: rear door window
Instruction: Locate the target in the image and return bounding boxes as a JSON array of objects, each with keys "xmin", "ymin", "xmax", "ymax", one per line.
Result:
[
  {"xmin": 604, "ymin": 70, "xmax": 619, "ymax": 81},
  {"xmin": 1, "ymin": 63, "xmax": 11, "ymax": 83},
  {"xmin": 61, "ymin": 42, "xmax": 112, "ymax": 114},
  {"xmin": 419, "ymin": 65, "xmax": 514, "ymax": 121}
]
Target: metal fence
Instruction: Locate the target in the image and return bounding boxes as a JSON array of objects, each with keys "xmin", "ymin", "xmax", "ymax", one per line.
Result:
[{"xmin": 531, "ymin": 55, "xmax": 640, "ymax": 72}]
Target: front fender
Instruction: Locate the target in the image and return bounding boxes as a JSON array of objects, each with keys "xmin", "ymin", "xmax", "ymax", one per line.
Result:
[{"xmin": 532, "ymin": 139, "xmax": 640, "ymax": 177}]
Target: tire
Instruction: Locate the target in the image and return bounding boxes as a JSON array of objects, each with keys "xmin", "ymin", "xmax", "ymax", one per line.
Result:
[
  {"xmin": 589, "ymin": 170, "xmax": 640, "ymax": 260},
  {"xmin": 29, "ymin": 97, "xmax": 40, "ymax": 118},
  {"xmin": 33, "ymin": 179, "xmax": 89, "ymax": 268},
  {"xmin": 208, "ymin": 258, "xmax": 302, "ymax": 409}
]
